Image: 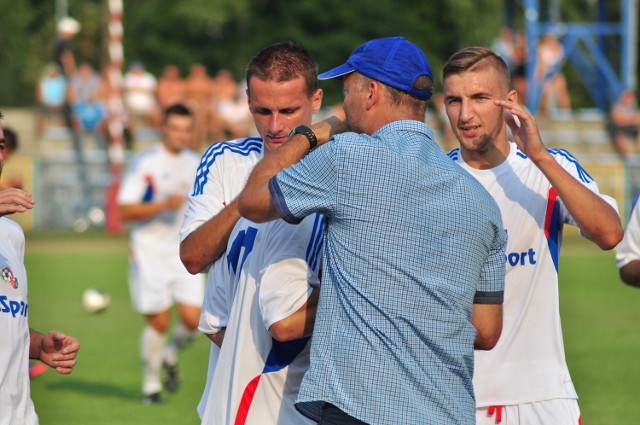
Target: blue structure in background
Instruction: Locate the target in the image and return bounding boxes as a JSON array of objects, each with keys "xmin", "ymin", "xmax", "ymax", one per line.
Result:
[{"xmin": 505, "ymin": 0, "xmax": 637, "ymax": 114}]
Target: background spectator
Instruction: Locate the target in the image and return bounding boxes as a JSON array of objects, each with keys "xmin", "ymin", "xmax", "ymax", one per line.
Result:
[
  {"xmin": 35, "ymin": 64, "xmax": 67, "ymax": 139},
  {"xmin": 607, "ymin": 89, "xmax": 640, "ymax": 157}
]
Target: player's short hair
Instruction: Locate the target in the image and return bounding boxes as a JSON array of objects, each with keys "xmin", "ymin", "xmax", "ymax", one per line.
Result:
[
  {"xmin": 443, "ymin": 47, "xmax": 511, "ymax": 91},
  {"xmin": 163, "ymin": 103, "xmax": 192, "ymax": 123},
  {"xmin": 3, "ymin": 127, "xmax": 18, "ymax": 151},
  {"xmin": 245, "ymin": 41, "xmax": 319, "ymax": 98}
]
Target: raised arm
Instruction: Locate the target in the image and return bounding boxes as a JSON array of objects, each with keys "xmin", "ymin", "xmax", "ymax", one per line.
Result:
[
  {"xmin": 238, "ymin": 116, "xmax": 347, "ymax": 223},
  {"xmin": 499, "ymin": 99, "xmax": 623, "ymax": 250}
]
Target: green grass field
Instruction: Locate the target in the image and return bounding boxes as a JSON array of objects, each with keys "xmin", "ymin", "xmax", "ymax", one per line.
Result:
[{"xmin": 23, "ymin": 229, "xmax": 640, "ymax": 424}]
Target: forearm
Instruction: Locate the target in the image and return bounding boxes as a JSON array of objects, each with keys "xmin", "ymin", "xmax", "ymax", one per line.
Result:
[
  {"xmin": 533, "ymin": 154, "xmax": 623, "ymax": 250},
  {"xmin": 238, "ymin": 134, "xmax": 310, "ymax": 223},
  {"xmin": 29, "ymin": 329, "xmax": 45, "ymax": 359},
  {"xmin": 180, "ymin": 199, "xmax": 241, "ymax": 274},
  {"xmin": 118, "ymin": 201, "xmax": 170, "ymax": 221},
  {"xmin": 238, "ymin": 116, "xmax": 347, "ymax": 223},
  {"xmin": 620, "ymin": 261, "xmax": 640, "ymax": 287},
  {"xmin": 269, "ymin": 287, "xmax": 319, "ymax": 342}
]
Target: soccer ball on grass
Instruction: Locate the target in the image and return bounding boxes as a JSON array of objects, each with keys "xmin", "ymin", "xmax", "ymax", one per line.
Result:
[{"xmin": 82, "ymin": 288, "xmax": 111, "ymax": 314}]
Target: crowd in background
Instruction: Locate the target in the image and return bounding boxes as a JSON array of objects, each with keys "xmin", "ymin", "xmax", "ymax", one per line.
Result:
[{"xmin": 36, "ymin": 59, "xmax": 255, "ymax": 153}]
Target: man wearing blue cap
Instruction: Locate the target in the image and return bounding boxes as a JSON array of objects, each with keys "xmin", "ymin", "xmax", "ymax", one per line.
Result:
[{"xmin": 237, "ymin": 37, "xmax": 507, "ymax": 424}]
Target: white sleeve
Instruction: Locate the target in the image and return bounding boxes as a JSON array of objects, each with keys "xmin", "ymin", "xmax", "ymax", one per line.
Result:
[
  {"xmin": 198, "ymin": 261, "xmax": 229, "ymax": 334},
  {"xmin": 180, "ymin": 145, "xmax": 228, "ymax": 242},
  {"xmin": 553, "ymin": 150, "xmax": 620, "ymax": 227},
  {"xmin": 617, "ymin": 198, "xmax": 640, "ymax": 268},
  {"xmin": 117, "ymin": 154, "xmax": 148, "ymax": 204},
  {"xmin": 258, "ymin": 217, "xmax": 323, "ymax": 330}
]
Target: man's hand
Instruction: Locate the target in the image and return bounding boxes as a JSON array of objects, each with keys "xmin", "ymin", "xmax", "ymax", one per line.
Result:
[
  {"xmin": 37, "ymin": 331, "xmax": 80, "ymax": 375},
  {"xmin": 0, "ymin": 188, "xmax": 34, "ymax": 217}
]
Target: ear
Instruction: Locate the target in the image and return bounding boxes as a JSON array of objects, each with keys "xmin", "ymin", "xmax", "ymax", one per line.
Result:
[
  {"xmin": 311, "ymin": 88, "xmax": 323, "ymax": 114},
  {"xmin": 507, "ymin": 88, "xmax": 518, "ymax": 104},
  {"xmin": 365, "ymin": 80, "xmax": 380, "ymax": 111}
]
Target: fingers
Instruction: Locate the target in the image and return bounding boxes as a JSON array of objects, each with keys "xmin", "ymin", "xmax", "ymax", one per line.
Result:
[{"xmin": 0, "ymin": 188, "xmax": 35, "ymax": 216}]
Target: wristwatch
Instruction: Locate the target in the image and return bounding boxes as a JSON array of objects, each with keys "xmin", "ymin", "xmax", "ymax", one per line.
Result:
[{"xmin": 288, "ymin": 125, "xmax": 318, "ymax": 152}]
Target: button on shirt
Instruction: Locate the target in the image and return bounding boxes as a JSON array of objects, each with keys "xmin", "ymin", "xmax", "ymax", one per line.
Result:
[{"xmin": 269, "ymin": 120, "xmax": 506, "ymax": 425}]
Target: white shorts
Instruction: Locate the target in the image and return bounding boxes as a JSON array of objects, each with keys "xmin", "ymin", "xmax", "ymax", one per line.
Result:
[
  {"xmin": 128, "ymin": 246, "xmax": 204, "ymax": 314},
  {"xmin": 476, "ymin": 399, "xmax": 581, "ymax": 425}
]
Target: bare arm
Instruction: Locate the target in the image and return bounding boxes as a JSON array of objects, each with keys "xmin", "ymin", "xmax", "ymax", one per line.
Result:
[
  {"xmin": 471, "ymin": 304, "xmax": 503, "ymax": 350},
  {"xmin": 269, "ymin": 286, "xmax": 319, "ymax": 342},
  {"xmin": 499, "ymin": 100, "xmax": 623, "ymax": 250},
  {"xmin": 180, "ymin": 199, "xmax": 241, "ymax": 274},
  {"xmin": 118, "ymin": 194, "xmax": 184, "ymax": 222},
  {"xmin": 238, "ymin": 117, "xmax": 347, "ymax": 223},
  {"xmin": 30, "ymin": 330, "xmax": 80, "ymax": 374}
]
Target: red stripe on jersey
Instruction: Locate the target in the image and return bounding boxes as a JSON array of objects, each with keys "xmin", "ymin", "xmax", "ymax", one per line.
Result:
[
  {"xmin": 234, "ymin": 374, "xmax": 262, "ymax": 425},
  {"xmin": 543, "ymin": 187, "xmax": 558, "ymax": 239}
]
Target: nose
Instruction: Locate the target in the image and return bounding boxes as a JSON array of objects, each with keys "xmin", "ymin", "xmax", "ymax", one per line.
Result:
[
  {"xmin": 459, "ymin": 100, "xmax": 473, "ymax": 122},
  {"xmin": 268, "ymin": 113, "xmax": 284, "ymax": 135}
]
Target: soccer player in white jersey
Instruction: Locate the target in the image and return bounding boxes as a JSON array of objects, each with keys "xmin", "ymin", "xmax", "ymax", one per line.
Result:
[
  {"xmin": 117, "ymin": 103, "xmax": 205, "ymax": 405},
  {"xmin": 0, "ymin": 112, "xmax": 80, "ymax": 424},
  {"xmin": 177, "ymin": 42, "xmax": 322, "ymax": 418},
  {"xmin": 202, "ymin": 213, "xmax": 324, "ymax": 425},
  {"xmin": 442, "ymin": 47, "xmax": 623, "ymax": 424}
]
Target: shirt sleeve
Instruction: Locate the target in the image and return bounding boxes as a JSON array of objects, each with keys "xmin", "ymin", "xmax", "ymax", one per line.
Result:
[
  {"xmin": 258, "ymin": 217, "xmax": 323, "ymax": 329},
  {"xmin": 117, "ymin": 154, "xmax": 149, "ymax": 204},
  {"xmin": 270, "ymin": 142, "xmax": 338, "ymax": 224},
  {"xmin": 198, "ymin": 261, "xmax": 229, "ymax": 334},
  {"xmin": 617, "ymin": 196, "xmax": 640, "ymax": 268},
  {"xmin": 474, "ymin": 222, "xmax": 507, "ymax": 305},
  {"xmin": 180, "ymin": 146, "xmax": 228, "ymax": 242},
  {"xmin": 552, "ymin": 149, "xmax": 620, "ymax": 226}
]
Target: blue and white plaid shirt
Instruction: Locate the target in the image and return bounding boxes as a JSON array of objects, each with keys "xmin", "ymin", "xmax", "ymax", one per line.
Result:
[{"xmin": 270, "ymin": 120, "xmax": 506, "ymax": 425}]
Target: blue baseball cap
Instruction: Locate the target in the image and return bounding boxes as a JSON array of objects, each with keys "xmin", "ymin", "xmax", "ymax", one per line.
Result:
[{"xmin": 318, "ymin": 36, "xmax": 433, "ymax": 100}]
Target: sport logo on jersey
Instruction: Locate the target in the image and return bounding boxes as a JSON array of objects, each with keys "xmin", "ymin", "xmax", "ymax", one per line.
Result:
[{"xmin": 2, "ymin": 266, "xmax": 19, "ymax": 289}]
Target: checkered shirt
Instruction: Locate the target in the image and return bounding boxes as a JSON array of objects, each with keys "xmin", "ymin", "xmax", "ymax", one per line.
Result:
[{"xmin": 269, "ymin": 120, "xmax": 506, "ymax": 425}]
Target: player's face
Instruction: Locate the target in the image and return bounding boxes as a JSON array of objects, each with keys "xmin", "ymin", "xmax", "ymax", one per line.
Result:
[
  {"xmin": 162, "ymin": 114, "xmax": 194, "ymax": 153},
  {"xmin": 248, "ymin": 76, "xmax": 322, "ymax": 154},
  {"xmin": 443, "ymin": 67, "xmax": 515, "ymax": 157}
]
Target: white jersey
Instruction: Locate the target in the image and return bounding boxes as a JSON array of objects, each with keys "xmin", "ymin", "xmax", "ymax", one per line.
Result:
[
  {"xmin": 0, "ymin": 217, "xmax": 38, "ymax": 425},
  {"xmin": 118, "ymin": 143, "xmax": 200, "ymax": 252},
  {"xmin": 178, "ymin": 137, "xmax": 263, "ymax": 417},
  {"xmin": 616, "ymin": 195, "xmax": 640, "ymax": 268},
  {"xmin": 201, "ymin": 214, "xmax": 324, "ymax": 425},
  {"xmin": 449, "ymin": 142, "xmax": 618, "ymax": 406}
]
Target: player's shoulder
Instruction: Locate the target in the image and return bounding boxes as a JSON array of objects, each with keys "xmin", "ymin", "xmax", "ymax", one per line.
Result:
[
  {"xmin": 127, "ymin": 144, "xmax": 162, "ymax": 169},
  {"xmin": 200, "ymin": 137, "xmax": 263, "ymax": 162},
  {"xmin": 446, "ymin": 147, "xmax": 462, "ymax": 162}
]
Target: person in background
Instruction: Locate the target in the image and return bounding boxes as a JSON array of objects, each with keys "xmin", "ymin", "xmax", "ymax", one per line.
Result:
[
  {"xmin": 117, "ymin": 104, "xmax": 205, "ymax": 405},
  {"xmin": 35, "ymin": 64, "xmax": 67, "ymax": 139},
  {"xmin": 0, "ymin": 127, "xmax": 22, "ymax": 190},
  {"xmin": 607, "ymin": 89, "xmax": 640, "ymax": 157}
]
